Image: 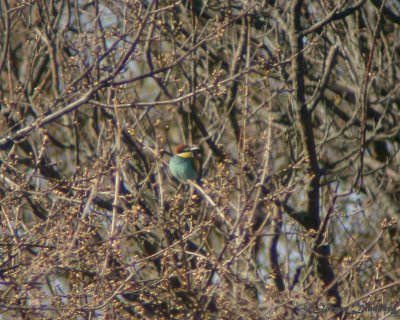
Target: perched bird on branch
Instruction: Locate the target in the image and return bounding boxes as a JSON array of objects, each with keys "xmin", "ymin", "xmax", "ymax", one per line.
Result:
[{"xmin": 169, "ymin": 144, "xmax": 202, "ymax": 183}]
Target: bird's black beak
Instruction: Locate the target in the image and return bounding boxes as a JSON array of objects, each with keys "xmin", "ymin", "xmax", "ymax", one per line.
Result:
[
  {"xmin": 190, "ymin": 146, "xmax": 202, "ymax": 157},
  {"xmin": 190, "ymin": 146, "xmax": 201, "ymax": 152}
]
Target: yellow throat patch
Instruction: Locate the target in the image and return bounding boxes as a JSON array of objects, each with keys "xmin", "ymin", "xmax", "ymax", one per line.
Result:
[{"xmin": 177, "ymin": 151, "xmax": 193, "ymax": 158}]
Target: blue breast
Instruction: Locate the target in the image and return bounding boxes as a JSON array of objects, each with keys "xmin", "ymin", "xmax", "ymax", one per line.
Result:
[{"xmin": 169, "ymin": 156, "xmax": 198, "ymax": 181}]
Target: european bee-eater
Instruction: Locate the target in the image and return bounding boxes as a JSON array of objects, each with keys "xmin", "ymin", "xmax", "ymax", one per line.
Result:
[{"xmin": 169, "ymin": 144, "xmax": 202, "ymax": 182}]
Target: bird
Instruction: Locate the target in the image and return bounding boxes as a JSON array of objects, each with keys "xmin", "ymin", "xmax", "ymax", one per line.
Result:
[{"xmin": 169, "ymin": 144, "xmax": 202, "ymax": 182}]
